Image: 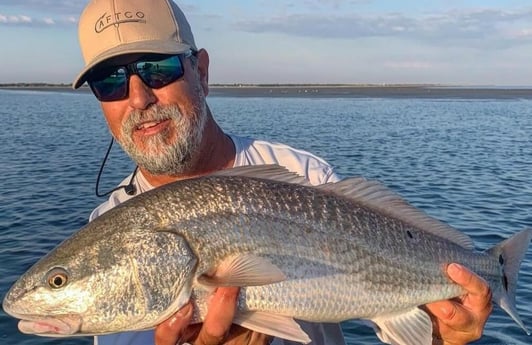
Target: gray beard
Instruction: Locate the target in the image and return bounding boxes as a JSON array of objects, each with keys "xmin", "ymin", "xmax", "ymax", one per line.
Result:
[{"xmin": 117, "ymin": 101, "xmax": 207, "ymax": 175}]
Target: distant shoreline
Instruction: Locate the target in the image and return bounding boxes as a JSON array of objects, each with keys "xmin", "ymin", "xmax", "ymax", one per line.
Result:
[{"xmin": 1, "ymin": 84, "xmax": 532, "ymax": 99}]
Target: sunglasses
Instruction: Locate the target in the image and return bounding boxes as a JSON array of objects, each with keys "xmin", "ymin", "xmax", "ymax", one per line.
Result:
[{"xmin": 87, "ymin": 51, "xmax": 193, "ymax": 102}]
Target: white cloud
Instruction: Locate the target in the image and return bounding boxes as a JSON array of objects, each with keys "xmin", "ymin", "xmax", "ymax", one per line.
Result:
[
  {"xmin": 0, "ymin": 0, "xmax": 83, "ymax": 26},
  {"xmin": 383, "ymin": 61, "xmax": 434, "ymax": 70},
  {"xmin": 508, "ymin": 28, "xmax": 532, "ymax": 39},
  {"xmin": 0, "ymin": 12, "xmax": 76, "ymax": 27},
  {"xmin": 19, "ymin": 15, "xmax": 32, "ymax": 23},
  {"xmin": 0, "ymin": 0, "xmax": 84, "ymax": 15},
  {"xmin": 65, "ymin": 16, "xmax": 77, "ymax": 24},
  {"xmin": 0, "ymin": 14, "xmax": 32, "ymax": 24},
  {"xmin": 233, "ymin": 7, "xmax": 532, "ymax": 49}
]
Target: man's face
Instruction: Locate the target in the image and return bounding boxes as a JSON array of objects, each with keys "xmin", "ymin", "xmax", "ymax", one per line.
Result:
[
  {"xmin": 98, "ymin": 51, "xmax": 210, "ymax": 176},
  {"xmin": 118, "ymin": 88, "xmax": 207, "ymax": 175}
]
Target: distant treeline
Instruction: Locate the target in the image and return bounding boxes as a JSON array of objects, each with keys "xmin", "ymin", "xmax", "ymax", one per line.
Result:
[
  {"xmin": 210, "ymin": 83, "xmax": 438, "ymax": 88},
  {"xmin": 0, "ymin": 82, "xmax": 437, "ymax": 87},
  {"xmin": 210, "ymin": 83, "xmax": 354, "ymax": 87},
  {"xmin": 0, "ymin": 83, "xmax": 73, "ymax": 88}
]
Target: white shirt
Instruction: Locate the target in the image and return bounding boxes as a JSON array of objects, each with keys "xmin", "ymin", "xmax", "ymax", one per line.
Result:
[{"xmin": 93, "ymin": 135, "xmax": 345, "ymax": 345}]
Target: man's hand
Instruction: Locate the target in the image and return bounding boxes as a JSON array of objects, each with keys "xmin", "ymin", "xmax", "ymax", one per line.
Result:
[
  {"xmin": 424, "ymin": 263, "xmax": 493, "ymax": 345},
  {"xmin": 154, "ymin": 287, "xmax": 272, "ymax": 345}
]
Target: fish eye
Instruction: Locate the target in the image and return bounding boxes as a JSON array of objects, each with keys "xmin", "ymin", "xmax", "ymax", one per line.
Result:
[{"xmin": 46, "ymin": 268, "xmax": 69, "ymax": 289}]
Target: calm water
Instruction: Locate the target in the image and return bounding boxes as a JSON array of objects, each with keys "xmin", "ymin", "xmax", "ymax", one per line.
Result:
[{"xmin": 0, "ymin": 90, "xmax": 531, "ymax": 345}]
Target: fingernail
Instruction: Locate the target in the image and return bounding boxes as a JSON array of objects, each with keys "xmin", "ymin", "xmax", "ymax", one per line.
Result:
[
  {"xmin": 447, "ymin": 263, "xmax": 462, "ymax": 276},
  {"xmin": 176, "ymin": 303, "xmax": 193, "ymax": 318},
  {"xmin": 167, "ymin": 304, "xmax": 193, "ymax": 329}
]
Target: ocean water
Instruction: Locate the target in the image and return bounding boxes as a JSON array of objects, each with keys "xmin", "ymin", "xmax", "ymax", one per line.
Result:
[{"xmin": 0, "ymin": 89, "xmax": 531, "ymax": 345}]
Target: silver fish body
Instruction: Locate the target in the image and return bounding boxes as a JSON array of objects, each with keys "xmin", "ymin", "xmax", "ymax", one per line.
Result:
[{"xmin": 3, "ymin": 165, "xmax": 531, "ymax": 344}]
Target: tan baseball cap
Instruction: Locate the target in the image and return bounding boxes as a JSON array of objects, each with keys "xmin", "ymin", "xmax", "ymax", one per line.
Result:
[{"xmin": 73, "ymin": 0, "xmax": 197, "ymax": 89}]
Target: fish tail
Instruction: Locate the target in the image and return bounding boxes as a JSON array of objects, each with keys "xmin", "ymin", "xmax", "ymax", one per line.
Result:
[{"xmin": 485, "ymin": 228, "xmax": 532, "ymax": 335}]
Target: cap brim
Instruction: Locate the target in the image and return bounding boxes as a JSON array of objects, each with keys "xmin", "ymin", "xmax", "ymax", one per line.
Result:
[{"xmin": 72, "ymin": 40, "xmax": 191, "ymax": 89}]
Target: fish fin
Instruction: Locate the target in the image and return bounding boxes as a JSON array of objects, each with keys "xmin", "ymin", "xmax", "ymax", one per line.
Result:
[
  {"xmin": 198, "ymin": 254, "xmax": 286, "ymax": 287},
  {"xmin": 485, "ymin": 228, "xmax": 532, "ymax": 334},
  {"xmin": 233, "ymin": 311, "xmax": 311, "ymax": 344},
  {"xmin": 371, "ymin": 307, "xmax": 433, "ymax": 345},
  {"xmin": 316, "ymin": 178, "xmax": 474, "ymax": 249},
  {"xmin": 209, "ymin": 164, "xmax": 311, "ymax": 186}
]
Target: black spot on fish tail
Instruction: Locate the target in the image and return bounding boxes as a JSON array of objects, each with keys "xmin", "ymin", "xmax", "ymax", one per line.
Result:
[
  {"xmin": 503, "ymin": 274, "xmax": 509, "ymax": 291},
  {"xmin": 499, "ymin": 255, "xmax": 509, "ymax": 291}
]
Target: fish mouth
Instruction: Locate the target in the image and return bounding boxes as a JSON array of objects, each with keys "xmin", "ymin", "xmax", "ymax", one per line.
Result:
[{"xmin": 16, "ymin": 314, "xmax": 82, "ymax": 336}]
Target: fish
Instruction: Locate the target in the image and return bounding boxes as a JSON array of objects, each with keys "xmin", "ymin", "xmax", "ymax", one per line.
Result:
[{"xmin": 2, "ymin": 165, "xmax": 531, "ymax": 345}]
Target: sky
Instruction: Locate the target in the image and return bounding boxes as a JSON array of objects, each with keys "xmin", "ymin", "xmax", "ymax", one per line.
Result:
[{"xmin": 1, "ymin": 0, "xmax": 532, "ymax": 86}]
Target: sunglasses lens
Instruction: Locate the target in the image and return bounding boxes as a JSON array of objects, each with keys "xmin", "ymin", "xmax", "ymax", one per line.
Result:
[
  {"xmin": 136, "ymin": 55, "xmax": 184, "ymax": 89},
  {"xmin": 89, "ymin": 67, "xmax": 128, "ymax": 102},
  {"xmin": 88, "ymin": 54, "xmax": 188, "ymax": 102}
]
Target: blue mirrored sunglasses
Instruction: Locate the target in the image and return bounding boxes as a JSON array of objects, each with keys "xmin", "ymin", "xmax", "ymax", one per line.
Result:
[{"xmin": 87, "ymin": 51, "xmax": 193, "ymax": 102}]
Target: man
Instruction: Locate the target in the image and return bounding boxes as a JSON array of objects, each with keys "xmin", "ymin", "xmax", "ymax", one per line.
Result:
[{"xmin": 73, "ymin": 0, "xmax": 493, "ymax": 344}]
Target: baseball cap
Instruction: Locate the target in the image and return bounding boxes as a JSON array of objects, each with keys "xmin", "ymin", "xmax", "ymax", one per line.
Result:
[{"xmin": 73, "ymin": 0, "xmax": 197, "ymax": 89}]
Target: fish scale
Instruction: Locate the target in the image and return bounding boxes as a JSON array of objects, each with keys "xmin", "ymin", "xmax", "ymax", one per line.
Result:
[
  {"xmin": 148, "ymin": 176, "xmax": 492, "ymax": 318},
  {"xmin": 3, "ymin": 165, "xmax": 531, "ymax": 345}
]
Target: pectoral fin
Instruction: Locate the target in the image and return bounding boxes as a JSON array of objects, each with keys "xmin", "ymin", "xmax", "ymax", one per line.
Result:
[
  {"xmin": 371, "ymin": 307, "xmax": 433, "ymax": 345},
  {"xmin": 198, "ymin": 254, "xmax": 286, "ymax": 287},
  {"xmin": 233, "ymin": 311, "xmax": 311, "ymax": 344}
]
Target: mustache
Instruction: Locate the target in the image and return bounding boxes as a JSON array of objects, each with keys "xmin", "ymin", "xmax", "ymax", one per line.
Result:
[{"xmin": 123, "ymin": 105, "xmax": 183, "ymax": 135}]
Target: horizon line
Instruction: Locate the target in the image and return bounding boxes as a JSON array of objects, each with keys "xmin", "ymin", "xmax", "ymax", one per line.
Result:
[{"xmin": 1, "ymin": 82, "xmax": 532, "ymax": 89}]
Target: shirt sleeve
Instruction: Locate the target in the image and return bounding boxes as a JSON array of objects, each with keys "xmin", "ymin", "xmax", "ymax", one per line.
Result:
[{"xmin": 231, "ymin": 135, "xmax": 341, "ymax": 186}]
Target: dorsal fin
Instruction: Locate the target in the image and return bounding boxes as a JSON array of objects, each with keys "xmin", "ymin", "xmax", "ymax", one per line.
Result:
[
  {"xmin": 210, "ymin": 165, "xmax": 310, "ymax": 186},
  {"xmin": 316, "ymin": 178, "xmax": 474, "ymax": 249}
]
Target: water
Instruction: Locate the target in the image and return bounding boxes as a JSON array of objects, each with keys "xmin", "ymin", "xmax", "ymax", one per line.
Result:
[{"xmin": 0, "ymin": 89, "xmax": 531, "ymax": 345}]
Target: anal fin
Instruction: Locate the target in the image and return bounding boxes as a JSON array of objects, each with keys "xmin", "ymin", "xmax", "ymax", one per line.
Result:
[
  {"xmin": 372, "ymin": 307, "xmax": 433, "ymax": 345},
  {"xmin": 233, "ymin": 311, "xmax": 311, "ymax": 344}
]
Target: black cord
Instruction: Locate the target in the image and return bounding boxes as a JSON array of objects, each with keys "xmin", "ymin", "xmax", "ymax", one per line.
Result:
[{"xmin": 95, "ymin": 137, "xmax": 138, "ymax": 197}]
